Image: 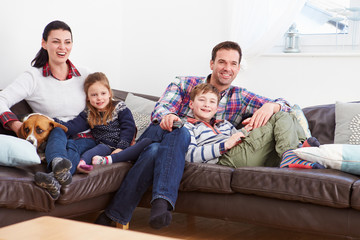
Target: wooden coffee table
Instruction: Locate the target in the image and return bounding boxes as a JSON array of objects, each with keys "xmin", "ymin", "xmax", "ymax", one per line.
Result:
[{"xmin": 0, "ymin": 216, "xmax": 179, "ymax": 240}]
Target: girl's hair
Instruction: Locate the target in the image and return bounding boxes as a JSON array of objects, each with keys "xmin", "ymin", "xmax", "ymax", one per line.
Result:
[
  {"xmin": 190, "ymin": 83, "xmax": 220, "ymax": 104},
  {"xmin": 31, "ymin": 20, "xmax": 73, "ymax": 68},
  {"xmin": 84, "ymin": 72, "xmax": 115, "ymax": 128}
]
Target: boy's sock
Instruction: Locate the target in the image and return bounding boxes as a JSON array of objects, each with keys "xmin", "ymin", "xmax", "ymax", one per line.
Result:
[
  {"xmin": 280, "ymin": 150, "xmax": 325, "ymax": 169},
  {"xmin": 301, "ymin": 137, "xmax": 320, "ymax": 148},
  {"xmin": 92, "ymin": 155, "xmax": 113, "ymax": 165},
  {"xmin": 149, "ymin": 198, "xmax": 172, "ymax": 229}
]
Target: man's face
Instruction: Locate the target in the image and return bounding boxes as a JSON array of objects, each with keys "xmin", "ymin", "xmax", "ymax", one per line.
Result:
[{"xmin": 210, "ymin": 49, "xmax": 241, "ymax": 91}]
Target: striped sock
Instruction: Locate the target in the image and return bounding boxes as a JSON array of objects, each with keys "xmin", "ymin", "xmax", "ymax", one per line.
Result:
[{"xmin": 280, "ymin": 150, "xmax": 324, "ymax": 169}]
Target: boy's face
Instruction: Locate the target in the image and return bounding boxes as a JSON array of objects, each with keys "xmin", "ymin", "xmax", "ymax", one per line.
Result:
[{"xmin": 189, "ymin": 91, "xmax": 218, "ymax": 122}]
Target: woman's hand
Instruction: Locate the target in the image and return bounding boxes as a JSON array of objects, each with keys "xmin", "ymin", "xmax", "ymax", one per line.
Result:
[
  {"xmin": 6, "ymin": 120, "xmax": 23, "ymax": 137},
  {"xmin": 225, "ymin": 132, "xmax": 245, "ymax": 150}
]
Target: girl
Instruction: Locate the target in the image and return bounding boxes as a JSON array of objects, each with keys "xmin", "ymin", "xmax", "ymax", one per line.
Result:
[{"xmin": 57, "ymin": 72, "xmax": 152, "ymax": 173}]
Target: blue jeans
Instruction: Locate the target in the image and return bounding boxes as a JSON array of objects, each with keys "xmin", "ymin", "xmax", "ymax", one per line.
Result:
[
  {"xmin": 80, "ymin": 138, "xmax": 153, "ymax": 164},
  {"xmin": 105, "ymin": 124, "xmax": 190, "ymax": 225},
  {"xmin": 45, "ymin": 127, "xmax": 96, "ymax": 175}
]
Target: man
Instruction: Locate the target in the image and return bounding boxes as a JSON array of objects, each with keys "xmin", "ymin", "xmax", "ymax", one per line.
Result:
[{"xmin": 96, "ymin": 41, "xmax": 297, "ymax": 229}]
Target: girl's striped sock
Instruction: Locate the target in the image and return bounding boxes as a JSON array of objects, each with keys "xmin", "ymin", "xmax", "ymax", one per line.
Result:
[{"xmin": 92, "ymin": 155, "xmax": 113, "ymax": 165}]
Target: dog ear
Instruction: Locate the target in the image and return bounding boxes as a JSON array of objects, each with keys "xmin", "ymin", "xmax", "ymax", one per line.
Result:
[
  {"xmin": 52, "ymin": 122, "xmax": 68, "ymax": 132},
  {"xmin": 18, "ymin": 124, "xmax": 26, "ymax": 139}
]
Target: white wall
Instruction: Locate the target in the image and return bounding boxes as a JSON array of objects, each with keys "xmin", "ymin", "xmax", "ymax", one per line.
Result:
[{"xmin": 1, "ymin": 0, "xmax": 359, "ymax": 108}]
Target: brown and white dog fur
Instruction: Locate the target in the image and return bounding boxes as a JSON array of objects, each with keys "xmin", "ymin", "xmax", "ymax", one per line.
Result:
[{"xmin": 19, "ymin": 113, "xmax": 68, "ymax": 151}]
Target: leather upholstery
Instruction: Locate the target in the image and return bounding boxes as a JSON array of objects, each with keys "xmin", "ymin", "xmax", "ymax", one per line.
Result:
[{"xmin": 1, "ymin": 89, "xmax": 360, "ymax": 238}]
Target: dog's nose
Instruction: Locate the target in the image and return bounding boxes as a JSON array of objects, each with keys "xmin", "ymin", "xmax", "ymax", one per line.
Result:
[{"xmin": 27, "ymin": 139, "xmax": 35, "ymax": 145}]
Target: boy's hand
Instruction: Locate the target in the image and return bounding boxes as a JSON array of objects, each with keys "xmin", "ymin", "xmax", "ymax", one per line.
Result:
[
  {"xmin": 225, "ymin": 132, "xmax": 245, "ymax": 150},
  {"xmin": 160, "ymin": 114, "xmax": 180, "ymax": 131}
]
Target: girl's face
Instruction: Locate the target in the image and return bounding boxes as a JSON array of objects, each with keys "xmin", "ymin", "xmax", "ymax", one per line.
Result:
[
  {"xmin": 41, "ymin": 29, "xmax": 72, "ymax": 66},
  {"xmin": 87, "ymin": 82, "xmax": 111, "ymax": 111},
  {"xmin": 189, "ymin": 91, "xmax": 218, "ymax": 122}
]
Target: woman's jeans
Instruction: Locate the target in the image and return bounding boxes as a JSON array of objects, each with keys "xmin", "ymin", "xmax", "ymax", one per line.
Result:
[
  {"xmin": 45, "ymin": 127, "xmax": 96, "ymax": 175},
  {"xmin": 80, "ymin": 138, "xmax": 153, "ymax": 164},
  {"xmin": 104, "ymin": 124, "xmax": 190, "ymax": 225}
]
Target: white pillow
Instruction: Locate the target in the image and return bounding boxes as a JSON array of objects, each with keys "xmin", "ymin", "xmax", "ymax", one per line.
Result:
[
  {"xmin": 293, "ymin": 144, "xmax": 360, "ymax": 175},
  {"xmin": 125, "ymin": 93, "xmax": 157, "ymax": 139},
  {"xmin": 0, "ymin": 134, "xmax": 41, "ymax": 167}
]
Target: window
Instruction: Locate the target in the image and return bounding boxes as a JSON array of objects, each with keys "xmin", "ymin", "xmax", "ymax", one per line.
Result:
[{"xmin": 288, "ymin": 0, "xmax": 360, "ymax": 51}]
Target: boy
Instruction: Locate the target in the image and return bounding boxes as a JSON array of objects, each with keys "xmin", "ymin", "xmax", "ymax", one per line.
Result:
[{"xmin": 184, "ymin": 83, "xmax": 324, "ymax": 168}]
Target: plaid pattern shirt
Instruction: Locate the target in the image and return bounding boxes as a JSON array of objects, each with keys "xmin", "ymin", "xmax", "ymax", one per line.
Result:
[
  {"xmin": 151, "ymin": 75, "xmax": 291, "ymax": 127},
  {"xmin": 0, "ymin": 60, "xmax": 81, "ymax": 128},
  {"xmin": 43, "ymin": 59, "xmax": 81, "ymax": 80}
]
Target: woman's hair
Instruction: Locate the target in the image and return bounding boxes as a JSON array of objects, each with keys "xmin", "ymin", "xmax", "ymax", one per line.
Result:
[
  {"xmin": 211, "ymin": 41, "xmax": 242, "ymax": 64},
  {"xmin": 31, "ymin": 20, "xmax": 73, "ymax": 68},
  {"xmin": 84, "ymin": 72, "xmax": 115, "ymax": 128},
  {"xmin": 190, "ymin": 83, "xmax": 220, "ymax": 104}
]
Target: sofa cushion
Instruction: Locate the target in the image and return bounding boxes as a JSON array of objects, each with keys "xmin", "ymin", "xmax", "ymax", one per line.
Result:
[
  {"xmin": 294, "ymin": 144, "xmax": 360, "ymax": 175},
  {"xmin": 58, "ymin": 162, "xmax": 132, "ymax": 204},
  {"xmin": 334, "ymin": 101, "xmax": 360, "ymax": 144},
  {"xmin": 125, "ymin": 93, "xmax": 156, "ymax": 140},
  {"xmin": 350, "ymin": 180, "xmax": 360, "ymax": 210},
  {"xmin": 0, "ymin": 164, "xmax": 55, "ymax": 212},
  {"xmin": 231, "ymin": 167, "xmax": 358, "ymax": 208},
  {"xmin": 303, "ymin": 103, "xmax": 336, "ymax": 144},
  {"xmin": 0, "ymin": 135, "xmax": 41, "ymax": 167},
  {"xmin": 179, "ymin": 162, "xmax": 234, "ymax": 194}
]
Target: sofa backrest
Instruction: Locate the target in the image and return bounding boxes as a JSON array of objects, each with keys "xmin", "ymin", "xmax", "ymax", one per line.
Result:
[{"xmin": 0, "ymin": 89, "xmax": 160, "ymax": 136}]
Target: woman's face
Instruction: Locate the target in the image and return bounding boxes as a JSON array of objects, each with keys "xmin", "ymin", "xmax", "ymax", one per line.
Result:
[{"xmin": 41, "ymin": 29, "xmax": 72, "ymax": 66}]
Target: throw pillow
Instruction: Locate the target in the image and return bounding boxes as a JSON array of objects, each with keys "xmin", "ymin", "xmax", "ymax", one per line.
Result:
[
  {"xmin": 125, "ymin": 93, "xmax": 157, "ymax": 139},
  {"xmin": 293, "ymin": 144, "xmax": 360, "ymax": 175},
  {"xmin": 290, "ymin": 104, "xmax": 312, "ymax": 138},
  {"xmin": 334, "ymin": 101, "xmax": 360, "ymax": 144},
  {"xmin": 0, "ymin": 134, "xmax": 41, "ymax": 167}
]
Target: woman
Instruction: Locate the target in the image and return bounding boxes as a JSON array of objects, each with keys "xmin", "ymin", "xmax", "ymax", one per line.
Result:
[{"xmin": 0, "ymin": 20, "xmax": 94, "ymax": 199}]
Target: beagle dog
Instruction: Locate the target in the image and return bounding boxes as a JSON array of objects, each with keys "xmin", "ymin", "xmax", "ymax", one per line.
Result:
[{"xmin": 19, "ymin": 113, "xmax": 68, "ymax": 151}]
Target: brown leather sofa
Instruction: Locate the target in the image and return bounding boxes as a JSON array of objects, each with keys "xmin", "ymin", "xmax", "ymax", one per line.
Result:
[{"xmin": 1, "ymin": 90, "xmax": 360, "ymax": 239}]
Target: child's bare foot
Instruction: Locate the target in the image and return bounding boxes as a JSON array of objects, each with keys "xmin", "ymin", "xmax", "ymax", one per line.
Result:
[{"xmin": 77, "ymin": 160, "xmax": 93, "ymax": 173}]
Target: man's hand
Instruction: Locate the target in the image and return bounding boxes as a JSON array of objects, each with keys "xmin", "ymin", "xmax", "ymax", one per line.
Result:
[
  {"xmin": 6, "ymin": 120, "xmax": 23, "ymax": 137},
  {"xmin": 242, "ymin": 102, "xmax": 280, "ymax": 129},
  {"xmin": 159, "ymin": 114, "xmax": 181, "ymax": 132}
]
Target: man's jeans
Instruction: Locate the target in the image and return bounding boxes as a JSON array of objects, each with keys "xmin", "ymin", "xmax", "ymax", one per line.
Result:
[
  {"xmin": 105, "ymin": 124, "xmax": 190, "ymax": 225},
  {"xmin": 45, "ymin": 127, "xmax": 96, "ymax": 175}
]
